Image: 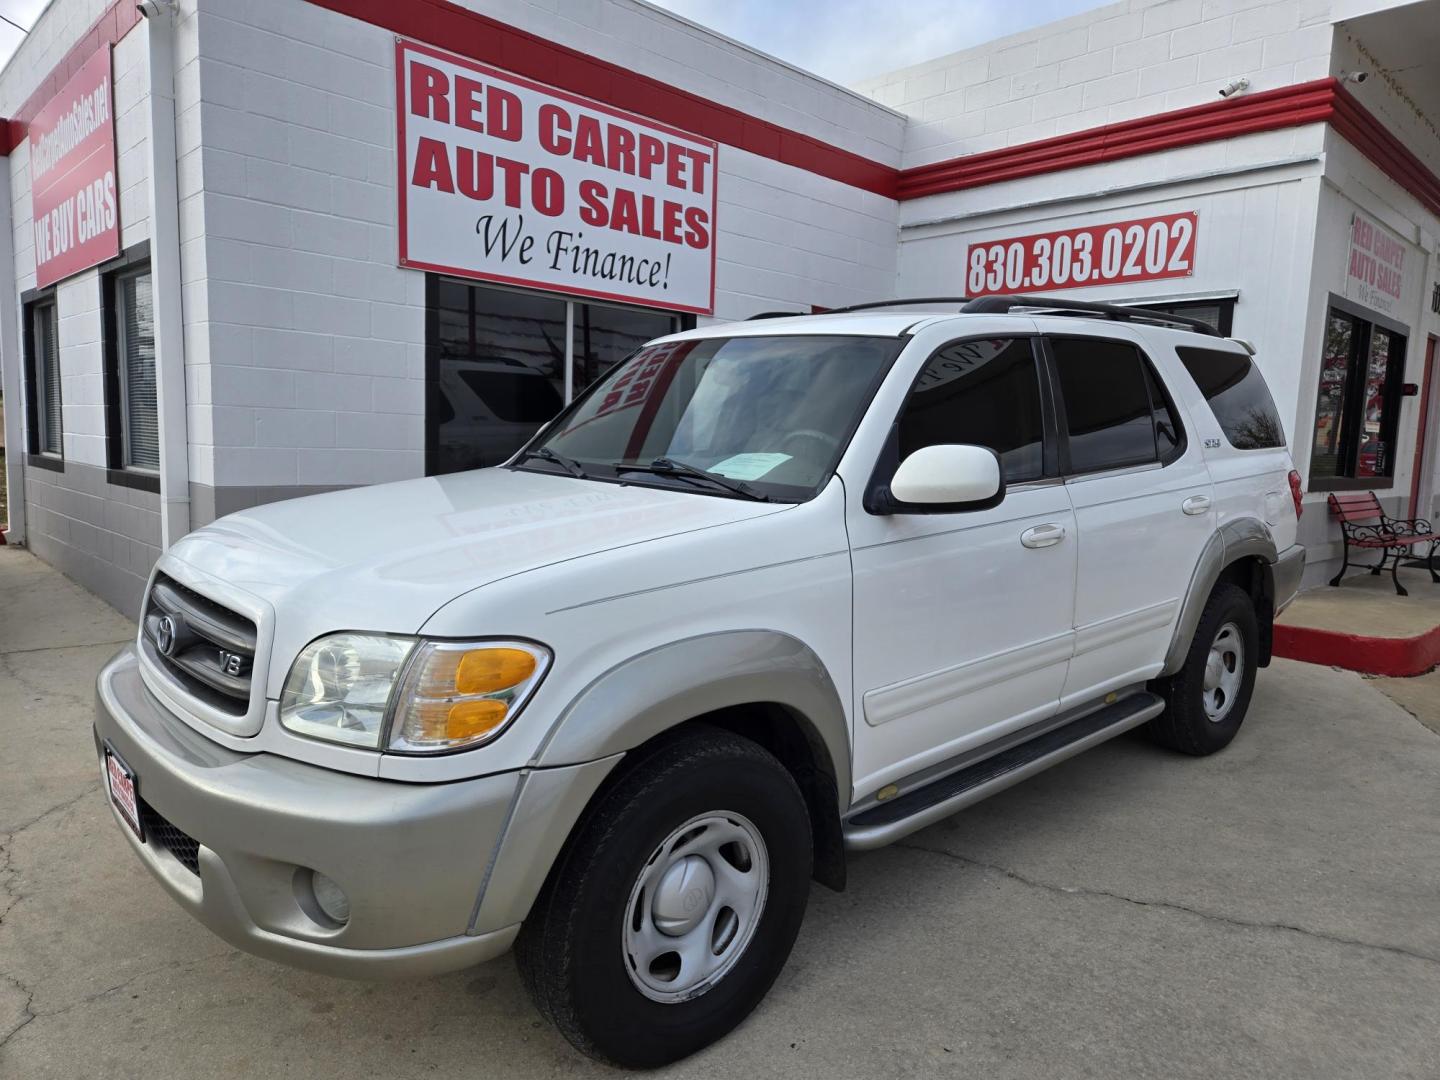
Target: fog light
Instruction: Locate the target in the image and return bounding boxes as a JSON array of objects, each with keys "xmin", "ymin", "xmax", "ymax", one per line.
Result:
[{"xmin": 311, "ymin": 870, "xmax": 350, "ymax": 925}]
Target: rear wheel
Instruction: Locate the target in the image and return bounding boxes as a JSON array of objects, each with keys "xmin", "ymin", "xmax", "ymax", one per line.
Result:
[
  {"xmin": 1148, "ymin": 583, "xmax": 1259, "ymax": 755},
  {"xmin": 516, "ymin": 727, "xmax": 812, "ymax": 1068}
]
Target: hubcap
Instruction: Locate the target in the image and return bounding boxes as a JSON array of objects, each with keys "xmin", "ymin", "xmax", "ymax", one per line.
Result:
[
  {"xmin": 1202, "ymin": 621, "xmax": 1244, "ymax": 723},
  {"xmin": 623, "ymin": 812, "xmax": 769, "ymax": 1003}
]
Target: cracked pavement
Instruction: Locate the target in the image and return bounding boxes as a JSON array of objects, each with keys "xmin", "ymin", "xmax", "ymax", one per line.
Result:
[{"xmin": 2, "ymin": 545, "xmax": 1439, "ymax": 1078}]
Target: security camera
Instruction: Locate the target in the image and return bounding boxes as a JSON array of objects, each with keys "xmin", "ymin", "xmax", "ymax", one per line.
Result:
[
  {"xmin": 136, "ymin": 0, "xmax": 169, "ymax": 18},
  {"xmin": 1340, "ymin": 70, "xmax": 1369, "ymax": 84},
  {"xmin": 1218, "ymin": 78, "xmax": 1251, "ymax": 98}
]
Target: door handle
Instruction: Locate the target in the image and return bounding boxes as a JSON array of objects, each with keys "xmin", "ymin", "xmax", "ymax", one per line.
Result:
[
  {"xmin": 1182, "ymin": 495, "xmax": 1212, "ymax": 516},
  {"xmin": 1020, "ymin": 523, "xmax": 1066, "ymax": 549}
]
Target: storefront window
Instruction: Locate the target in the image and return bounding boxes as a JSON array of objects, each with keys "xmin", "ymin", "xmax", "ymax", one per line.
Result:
[
  {"xmin": 431, "ymin": 280, "xmax": 567, "ymax": 475},
  {"xmin": 1308, "ymin": 306, "xmax": 1406, "ymax": 489},
  {"xmin": 428, "ymin": 278, "xmax": 686, "ymax": 475},
  {"xmin": 1132, "ymin": 298, "xmax": 1235, "ymax": 335},
  {"xmin": 573, "ymin": 303, "xmax": 678, "ymax": 389}
]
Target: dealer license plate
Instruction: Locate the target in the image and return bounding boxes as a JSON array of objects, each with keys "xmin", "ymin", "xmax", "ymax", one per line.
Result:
[{"xmin": 104, "ymin": 743, "xmax": 143, "ymax": 840}]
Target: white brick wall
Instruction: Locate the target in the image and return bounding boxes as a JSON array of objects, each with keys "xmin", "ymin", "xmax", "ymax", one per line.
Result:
[
  {"xmin": 184, "ymin": 0, "xmax": 903, "ymax": 490},
  {"xmin": 854, "ymin": 0, "xmax": 1342, "ymax": 169}
]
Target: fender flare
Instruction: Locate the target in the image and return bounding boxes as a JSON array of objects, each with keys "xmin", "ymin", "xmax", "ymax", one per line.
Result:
[
  {"xmin": 1162, "ymin": 518, "xmax": 1277, "ymax": 676},
  {"xmin": 469, "ymin": 631, "xmax": 852, "ymax": 932},
  {"xmin": 529, "ymin": 629, "xmax": 851, "ymax": 805}
]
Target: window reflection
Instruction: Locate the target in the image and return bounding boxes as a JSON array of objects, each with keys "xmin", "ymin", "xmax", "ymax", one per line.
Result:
[{"xmin": 430, "ymin": 280, "xmax": 682, "ymax": 475}]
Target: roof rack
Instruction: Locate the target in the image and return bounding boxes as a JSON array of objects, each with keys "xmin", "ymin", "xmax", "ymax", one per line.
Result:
[
  {"xmin": 745, "ymin": 310, "xmax": 810, "ymax": 320},
  {"xmin": 959, "ymin": 295, "xmax": 1221, "ymax": 336}
]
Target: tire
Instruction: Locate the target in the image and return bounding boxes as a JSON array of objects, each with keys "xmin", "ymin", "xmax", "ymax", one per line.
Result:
[
  {"xmin": 515, "ymin": 726, "xmax": 812, "ymax": 1068},
  {"xmin": 1147, "ymin": 583, "xmax": 1259, "ymax": 756}
]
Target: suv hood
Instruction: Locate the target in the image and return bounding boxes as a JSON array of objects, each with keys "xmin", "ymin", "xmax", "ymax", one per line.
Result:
[{"xmin": 167, "ymin": 468, "xmax": 784, "ymax": 634}]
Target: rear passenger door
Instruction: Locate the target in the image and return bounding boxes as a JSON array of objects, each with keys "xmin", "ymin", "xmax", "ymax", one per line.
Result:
[{"xmin": 1045, "ymin": 331, "xmax": 1214, "ymax": 707}]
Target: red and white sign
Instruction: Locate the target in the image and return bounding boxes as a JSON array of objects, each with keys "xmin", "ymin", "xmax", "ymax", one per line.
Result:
[
  {"xmin": 965, "ymin": 212, "xmax": 1197, "ymax": 297},
  {"xmin": 1344, "ymin": 210, "xmax": 1407, "ymax": 318},
  {"xmin": 30, "ymin": 48, "xmax": 119, "ymax": 289},
  {"xmin": 395, "ymin": 40, "xmax": 717, "ymax": 315}
]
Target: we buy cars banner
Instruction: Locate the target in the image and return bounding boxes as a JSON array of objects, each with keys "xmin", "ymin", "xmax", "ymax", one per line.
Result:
[
  {"xmin": 965, "ymin": 212, "xmax": 1197, "ymax": 297},
  {"xmin": 30, "ymin": 48, "xmax": 120, "ymax": 289},
  {"xmin": 396, "ymin": 40, "xmax": 717, "ymax": 315}
]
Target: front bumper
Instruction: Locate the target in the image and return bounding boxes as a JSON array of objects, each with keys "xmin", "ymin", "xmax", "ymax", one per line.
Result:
[{"xmin": 95, "ymin": 647, "xmax": 610, "ymax": 979}]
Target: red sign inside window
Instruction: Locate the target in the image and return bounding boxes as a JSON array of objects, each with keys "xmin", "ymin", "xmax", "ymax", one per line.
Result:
[
  {"xmin": 29, "ymin": 48, "xmax": 120, "ymax": 288},
  {"xmin": 965, "ymin": 212, "xmax": 1197, "ymax": 297}
]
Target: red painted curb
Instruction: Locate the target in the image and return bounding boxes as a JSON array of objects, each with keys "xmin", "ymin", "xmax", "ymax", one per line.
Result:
[{"xmin": 1273, "ymin": 621, "xmax": 1440, "ymax": 678}]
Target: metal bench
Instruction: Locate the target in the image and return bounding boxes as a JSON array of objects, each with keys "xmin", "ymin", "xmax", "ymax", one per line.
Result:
[{"xmin": 1327, "ymin": 491, "xmax": 1439, "ymax": 596}]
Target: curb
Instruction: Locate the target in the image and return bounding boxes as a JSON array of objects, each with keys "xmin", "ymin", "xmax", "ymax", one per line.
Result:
[{"xmin": 1273, "ymin": 621, "xmax": 1440, "ymax": 678}]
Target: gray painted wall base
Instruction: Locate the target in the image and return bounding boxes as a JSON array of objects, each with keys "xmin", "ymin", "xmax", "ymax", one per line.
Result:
[{"xmin": 24, "ymin": 460, "xmax": 160, "ymax": 619}]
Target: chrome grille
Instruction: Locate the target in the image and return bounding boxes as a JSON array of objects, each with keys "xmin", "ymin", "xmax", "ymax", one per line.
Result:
[{"xmin": 142, "ymin": 572, "xmax": 257, "ymax": 715}]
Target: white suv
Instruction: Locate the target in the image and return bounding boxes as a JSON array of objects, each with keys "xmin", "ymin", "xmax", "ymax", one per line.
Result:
[{"xmin": 95, "ymin": 297, "xmax": 1304, "ymax": 1067}]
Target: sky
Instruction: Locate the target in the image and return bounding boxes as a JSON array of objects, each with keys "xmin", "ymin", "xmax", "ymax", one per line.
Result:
[
  {"xmin": 0, "ymin": 0, "xmax": 45, "ymax": 71},
  {"xmin": 0, "ymin": 0, "xmax": 1114, "ymax": 84},
  {"xmin": 645, "ymin": 0, "xmax": 1112, "ymax": 84}
]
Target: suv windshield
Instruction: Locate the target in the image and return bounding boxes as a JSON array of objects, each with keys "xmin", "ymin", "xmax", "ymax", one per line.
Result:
[{"xmin": 520, "ymin": 334, "xmax": 904, "ymax": 501}]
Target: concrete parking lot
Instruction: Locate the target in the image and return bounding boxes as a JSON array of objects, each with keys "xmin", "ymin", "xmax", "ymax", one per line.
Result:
[{"xmin": 3, "ymin": 544, "xmax": 1439, "ymax": 1079}]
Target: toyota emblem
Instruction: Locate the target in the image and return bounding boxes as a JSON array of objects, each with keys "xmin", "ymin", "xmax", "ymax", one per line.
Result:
[{"xmin": 156, "ymin": 615, "xmax": 178, "ymax": 656}]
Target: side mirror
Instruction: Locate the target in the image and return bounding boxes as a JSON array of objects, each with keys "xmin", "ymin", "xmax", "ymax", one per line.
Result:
[{"xmin": 886, "ymin": 444, "xmax": 1004, "ymax": 512}]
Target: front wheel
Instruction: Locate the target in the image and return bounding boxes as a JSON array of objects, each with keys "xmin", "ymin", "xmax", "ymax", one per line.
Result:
[
  {"xmin": 516, "ymin": 727, "xmax": 812, "ymax": 1068},
  {"xmin": 1147, "ymin": 583, "xmax": 1259, "ymax": 755}
]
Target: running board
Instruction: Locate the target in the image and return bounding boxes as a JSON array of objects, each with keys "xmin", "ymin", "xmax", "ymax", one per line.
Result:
[{"xmin": 843, "ymin": 691, "xmax": 1165, "ymax": 851}]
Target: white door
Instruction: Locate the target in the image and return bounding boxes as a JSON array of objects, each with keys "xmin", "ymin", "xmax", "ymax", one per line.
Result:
[
  {"xmin": 848, "ymin": 334, "xmax": 1078, "ymax": 797},
  {"xmin": 1045, "ymin": 330, "xmax": 1215, "ymax": 707}
]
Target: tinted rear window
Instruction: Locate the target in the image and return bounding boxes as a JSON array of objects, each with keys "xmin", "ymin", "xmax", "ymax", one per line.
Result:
[{"xmin": 1176, "ymin": 347, "xmax": 1286, "ymax": 450}]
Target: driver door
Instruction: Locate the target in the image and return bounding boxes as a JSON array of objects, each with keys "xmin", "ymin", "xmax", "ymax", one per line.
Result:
[{"xmin": 847, "ymin": 335, "xmax": 1078, "ymax": 797}]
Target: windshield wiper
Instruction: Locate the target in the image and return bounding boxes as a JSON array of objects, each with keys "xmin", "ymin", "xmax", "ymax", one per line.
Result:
[
  {"xmin": 517, "ymin": 446, "xmax": 589, "ymax": 479},
  {"xmin": 612, "ymin": 457, "xmax": 770, "ymax": 502}
]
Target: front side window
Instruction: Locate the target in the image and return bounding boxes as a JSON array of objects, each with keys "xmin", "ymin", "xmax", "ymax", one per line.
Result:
[
  {"xmin": 28, "ymin": 299, "xmax": 61, "ymax": 456},
  {"xmin": 532, "ymin": 335, "xmax": 903, "ymax": 501},
  {"xmin": 1050, "ymin": 337, "xmax": 1178, "ymax": 473},
  {"xmin": 1176, "ymin": 346, "xmax": 1286, "ymax": 450},
  {"xmin": 115, "ymin": 268, "xmax": 159, "ymax": 470},
  {"xmin": 897, "ymin": 337, "xmax": 1045, "ymax": 483},
  {"xmin": 1308, "ymin": 307, "xmax": 1406, "ymax": 487}
]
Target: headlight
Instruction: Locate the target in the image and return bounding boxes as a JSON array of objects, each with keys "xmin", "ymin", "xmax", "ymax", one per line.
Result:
[
  {"xmin": 278, "ymin": 634, "xmax": 550, "ymax": 753},
  {"xmin": 279, "ymin": 634, "xmax": 414, "ymax": 748}
]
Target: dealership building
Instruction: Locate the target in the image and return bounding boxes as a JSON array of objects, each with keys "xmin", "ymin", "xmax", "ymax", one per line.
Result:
[{"xmin": 0, "ymin": 0, "xmax": 1437, "ymax": 616}]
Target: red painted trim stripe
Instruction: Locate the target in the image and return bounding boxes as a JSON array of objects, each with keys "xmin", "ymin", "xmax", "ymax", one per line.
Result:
[
  {"xmin": 897, "ymin": 77, "xmax": 1440, "ymax": 220},
  {"xmin": 0, "ymin": 0, "xmax": 139, "ymax": 155},
  {"xmin": 303, "ymin": 0, "xmax": 898, "ymax": 197},
  {"xmin": 897, "ymin": 79, "xmax": 1340, "ymax": 198},
  {"xmin": 1273, "ymin": 619, "xmax": 1440, "ymax": 678},
  {"xmin": 1329, "ymin": 82, "xmax": 1440, "ymax": 219}
]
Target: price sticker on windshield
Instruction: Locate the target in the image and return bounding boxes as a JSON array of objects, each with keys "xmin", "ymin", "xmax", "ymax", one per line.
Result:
[{"xmin": 966, "ymin": 212, "xmax": 1197, "ymax": 297}]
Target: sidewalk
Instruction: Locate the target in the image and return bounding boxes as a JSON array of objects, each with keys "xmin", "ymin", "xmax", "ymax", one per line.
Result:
[
  {"xmin": 5, "ymin": 544, "xmax": 1440, "ymax": 1079},
  {"xmin": 1275, "ymin": 564, "xmax": 1440, "ymax": 677}
]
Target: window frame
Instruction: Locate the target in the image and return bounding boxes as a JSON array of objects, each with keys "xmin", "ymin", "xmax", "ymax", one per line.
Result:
[
  {"xmin": 863, "ymin": 333, "xmax": 1061, "ymax": 515},
  {"xmin": 101, "ymin": 241, "xmax": 160, "ymax": 493},
  {"xmin": 1307, "ymin": 296, "xmax": 1408, "ymax": 493},
  {"xmin": 1040, "ymin": 334, "xmax": 1187, "ymax": 479},
  {"xmin": 423, "ymin": 274, "xmax": 695, "ymax": 477},
  {"xmin": 21, "ymin": 285, "xmax": 63, "ymax": 472},
  {"xmin": 1130, "ymin": 296, "xmax": 1236, "ymax": 336}
]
